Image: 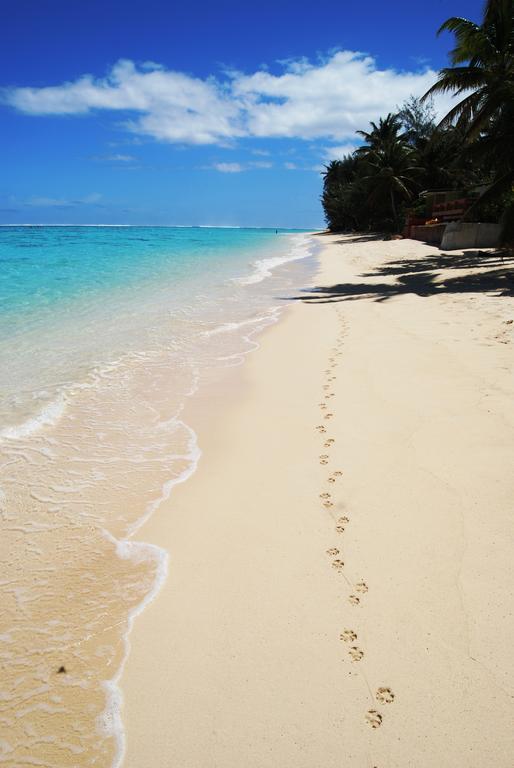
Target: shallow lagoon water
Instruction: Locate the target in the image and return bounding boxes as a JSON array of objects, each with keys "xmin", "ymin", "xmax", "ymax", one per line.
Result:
[{"xmin": 0, "ymin": 226, "xmax": 316, "ymax": 766}]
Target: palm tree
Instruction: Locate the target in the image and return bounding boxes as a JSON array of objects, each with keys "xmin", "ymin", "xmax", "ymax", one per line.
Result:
[
  {"xmin": 321, "ymin": 156, "xmax": 364, "ymax": 231},
  {"xmin": 356, "ymin": 113, "xmax": 405, "ymax": 152},
  {"xmin": 355, "ymin": 114, "xmax": 422, "ymax": 231},
  {"xmin": 362, "ymin": 142, "xmax": 423, "ymax": 230},
  {"xmin": 423, "ymin": 0, "xmax": 514, "ymax": 229},
  {"xmin": 424, "ymin": 0, "xmax": 514, "ymax": 139}
]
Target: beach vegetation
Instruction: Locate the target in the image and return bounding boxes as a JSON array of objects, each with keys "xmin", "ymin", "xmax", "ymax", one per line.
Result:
[{"xmin": 321, "ymin": 0, "xmax": 514, "ymax": 241}]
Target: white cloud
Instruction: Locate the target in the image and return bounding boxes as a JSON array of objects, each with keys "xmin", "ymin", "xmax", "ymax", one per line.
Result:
[
  {"xmin": 212, "ymin": 162, "xmax": 243, "ymax": 173},
  {"xmin": 210, "ymin": 160, "xmax": 273, "ymax": 172},
  {"xmin": 91, "ymin": 153, "xmax": 136, "ymax": 162},
  {"xmin": 3, "ymin": 52, "xmax": 454, "ymax": 146},
  {"xmin": 323, "ymin": 143, "xmax": 360, "ymax": 161},
  {"xmin": 284, "ymin": 162, "xmax": 297, "ymax": 170},
  {"xmin": 250, "ymin": 160, "xmax": 272, "ymax": 169}
]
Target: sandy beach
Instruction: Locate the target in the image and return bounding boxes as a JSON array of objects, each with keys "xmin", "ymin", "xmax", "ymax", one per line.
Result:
[{"xmin": 120, "ymin": 234, "xmax": 514, "ymax": 768}]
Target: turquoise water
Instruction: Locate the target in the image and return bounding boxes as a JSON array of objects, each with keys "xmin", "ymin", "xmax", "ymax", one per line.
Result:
[
  {"xmin": 0, "ymin": 226, "xmax": 314, "ymax": 430},
  {"xmin": 0, "ymin": 226, "xmax": 316, "ymax": 765},
  {"xmin": 0, "ymin": 226, "xmax": 302, "ymax": 316}
]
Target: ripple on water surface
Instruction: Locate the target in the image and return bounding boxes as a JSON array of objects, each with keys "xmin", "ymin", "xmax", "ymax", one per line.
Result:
[{"xmin": 0, "ymin": 228, "xmax": 317, "ymax": 765}]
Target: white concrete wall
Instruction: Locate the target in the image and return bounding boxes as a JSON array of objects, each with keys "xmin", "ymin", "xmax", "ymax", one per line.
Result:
[{"xmin": 441, "ymin": 222, "xmax": 502, "ymax": 250}]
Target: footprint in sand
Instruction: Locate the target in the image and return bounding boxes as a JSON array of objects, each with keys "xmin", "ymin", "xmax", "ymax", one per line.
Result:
[
  {"xmin": 324, "ymin": 438, "xmax": 335, "ymax": 447},
  {"xmin": 348, "ymin": 594, "xmax": 360, "ymax": 606},
  {"xmin": 336, "ymin": 516, "xmax": 349, "ymax": 532},
  {"xmin": 319, "ymin": 454, "xmax": 329, "ymax": 463},
  {"xmin": 376, "ymin": 687, "xmax": 395, "ymax": 704},
  {"xmin": 320, "ymin": 492, "xmax": 331, "ymax": 499},
  {"xmin": 355, "ymin": 582, "xmax": 368, "ymax": 594},
  {"xmin": 324, "ymin": 413, "xmax": 334, "ymax": 420},
  {"xmin": 339, "ymin": 629, "xmax": 357, "ymax": 643},
  {"xmin": 322, "ymin": 385, "xmax": 330, "ymax": 391},
  {"xmin": 349, "ymin": 646, "xmax": 364, "ymax": 661},
  {"xmin": 365, "ymin": 710, "xmax": 383, "ymax": 729},
  {"xmin": 323, "ymin": 500, "xmax": 334, "ymax": 508},
  {"xmin": 328, "ymin": 472, "xmax": 342, "ymax": 483},
  {"xmin": 326, "ymin": 547, "xmax": 339, "ymax": 556},
  {"xmin": 316, "ymin": 425, "xmax": 327, "ymax": 434},
  {"xmin": 332, "ymin": 559, "xmax": 345, "ymax": 571}
]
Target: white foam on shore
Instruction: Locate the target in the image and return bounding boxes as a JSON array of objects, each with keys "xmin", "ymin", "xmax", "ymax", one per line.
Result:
[
  {"xmin": 234, "ymin": 234, "xmax": 313, "ymax": 285},
  {"xmin": 95, "ymin": 237, "xmax": 318, "ymax": 765},
  {"xmin": 98, "ymin": 537, "xmax": 169, "ymax": 768},
  {"xmin": 0, "ymin": 230, "xmax": 318, "ymax": 767},
  {"xmin": 96, "ymin": 420, "xmax": 201, "ymax": 768},
  {"xmin": 201, "ymin": 310, "xmax": 280, "ymax": 338},
  {"xmin": 0, "ymin": 396, "xmax": 66, "ymax": 443}
]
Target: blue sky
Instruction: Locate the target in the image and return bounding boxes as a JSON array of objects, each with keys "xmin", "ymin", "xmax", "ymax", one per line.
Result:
[{"xmin": 1, "ymin": 0, "xmax": 483, "ymax": 227}]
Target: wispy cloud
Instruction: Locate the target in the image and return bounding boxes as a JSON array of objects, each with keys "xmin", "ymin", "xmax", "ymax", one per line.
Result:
[
  {"xmin": 2, "ymin": 53, "xmax": 454, "ymax": 146},
  {"xmin": 251, "ymin": 148, "xmax": 271, "ymax": 156},
  {"xmin": 211, "ymin": 162, "xmax": 244, "ymax": 173},
  {"xmin": 22, "ymin": 193, "xmax": 103, "ymax": 208},
  {"xmin": 210, "ymin": 160, "xmax": 273, "ymax": 173},
  {"xmin": 89, "ymin": 153, "xmax": 136, "ymax": 163},
  {"xmin": 323, "ymin": 143, "xmax": 360, "ymax": 162}
]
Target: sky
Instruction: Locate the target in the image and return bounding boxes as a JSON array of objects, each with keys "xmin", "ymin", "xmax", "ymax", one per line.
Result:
[{"xmin": 1, "ymin": 0, "xmax": 484, "ymax": 228}]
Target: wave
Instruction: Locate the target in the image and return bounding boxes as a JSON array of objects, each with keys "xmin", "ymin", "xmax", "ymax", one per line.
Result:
[
  {"xmin": 234, "ymin": 234, "xmax": 314, "ymax": 285},
  {"xmin": 0, "ymin": 395, "xmax": 66, "ymax": 442}
]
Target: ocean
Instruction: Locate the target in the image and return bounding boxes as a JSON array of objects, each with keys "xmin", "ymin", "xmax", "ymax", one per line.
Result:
[{"xmin": 0, "ymin": 226, "xmax": 316, "ymax": 766}]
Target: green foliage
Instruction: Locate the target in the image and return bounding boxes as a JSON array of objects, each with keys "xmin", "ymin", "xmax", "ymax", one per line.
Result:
[{"xmin": 321, "ymin": 1, "xmax": 514, "ymax": 236}]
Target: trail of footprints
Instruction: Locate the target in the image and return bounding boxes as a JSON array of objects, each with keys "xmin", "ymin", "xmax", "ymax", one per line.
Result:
[{"xmin": 317, "ymin": 312, "xmax": 395, "ymax": 734}]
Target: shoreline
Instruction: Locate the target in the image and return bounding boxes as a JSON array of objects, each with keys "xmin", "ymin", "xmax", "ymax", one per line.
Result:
[
  {"xmin": 120, "ymin": 233, "xmax": 514, "ymax": 767},
  {"xmin": 0, "ymin": 230, "xmax": 318, "ymax": 767}
]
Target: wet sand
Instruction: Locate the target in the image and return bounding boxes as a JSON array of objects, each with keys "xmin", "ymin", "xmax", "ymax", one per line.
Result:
[{"xmin": 121, "ymin": 234, "xmax": 514, "ymax": 768}]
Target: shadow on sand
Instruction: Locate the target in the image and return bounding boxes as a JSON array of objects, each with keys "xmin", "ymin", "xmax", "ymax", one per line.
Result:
[{"xmin": 287, "ymin": 247, "xmax": 514, "ymax": 304}]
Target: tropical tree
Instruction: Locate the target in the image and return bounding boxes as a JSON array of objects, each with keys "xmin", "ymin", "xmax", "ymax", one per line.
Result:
[
  {"xmin": 356, "ymin": 113, "xmax": 405, "ymax": 152},
  {"xmin": 356, "ymin": 113, "xmax": 423, "ymax": 231},
  {"xmin": 321, "ymin": 156, "xmax": 364, "ymax": 231},
  {"xmin": 361, "ymin": 141, "xmax": 423, "ymax": 231},
  {"xmin": 423, "ymin": 0, "xmax": 514, "ymax": 231},
  {"xmin": 424, "ymin": 0, "xmax": 514, "ymax": 139}
]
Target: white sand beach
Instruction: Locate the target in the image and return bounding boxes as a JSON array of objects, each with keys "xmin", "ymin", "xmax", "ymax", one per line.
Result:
[{"xmin": 120, "ymin": 234, "xmax": 514, "ymax": 767}]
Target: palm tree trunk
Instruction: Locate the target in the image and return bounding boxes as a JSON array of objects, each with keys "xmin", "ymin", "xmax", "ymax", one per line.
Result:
[{"xmin": 390, "ymin": 188, "xmax": 398, "ymax": 231}]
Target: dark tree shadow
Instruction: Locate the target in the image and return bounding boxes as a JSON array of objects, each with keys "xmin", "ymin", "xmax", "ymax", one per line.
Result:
[
  {"xmin": 312, "ymin": 232, "xmax": 383, "ymax": 244},
  {"xmin": 362, "ymin": 249, "xmax": 514, "ymax": 278},
  {"xmin": 286, "ymin": 244, "xmax": 514, "ymax": 304},
  {"xmin": 288, "ymin": 268, "xmax": 514, "ymax": 304}
]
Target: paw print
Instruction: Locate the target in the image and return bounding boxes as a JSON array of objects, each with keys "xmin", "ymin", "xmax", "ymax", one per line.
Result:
[
  {"xmin": 348, "ymin": 646, "xmax": 364, "ymax": 662},
  {"xmin": 376, "ymin": 687, "xmax": 394, "ymax": 704},
  {"xmin": 365, "ymin": 710, "xmax": 383, "ymax": 729}
]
